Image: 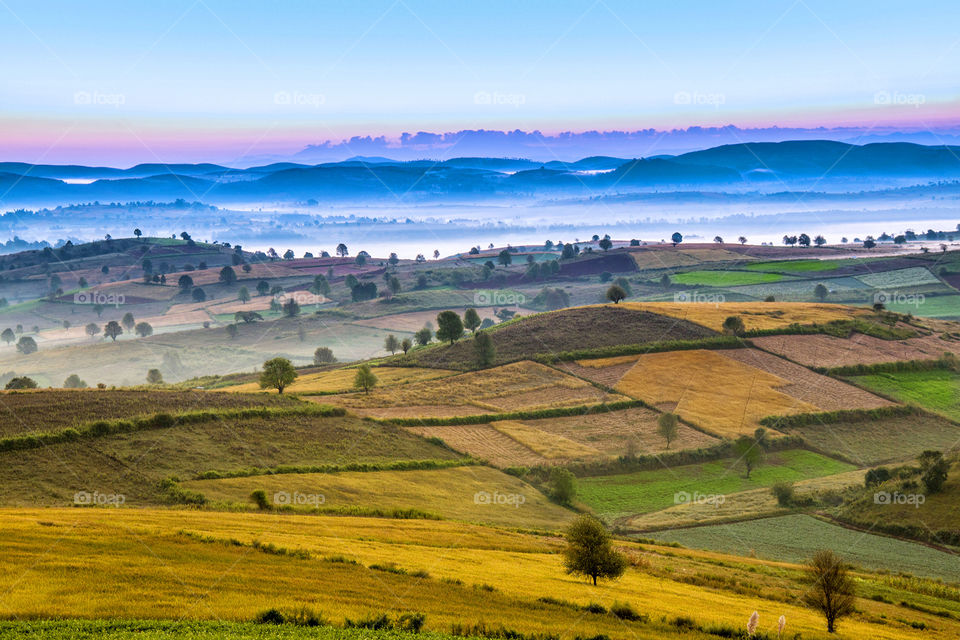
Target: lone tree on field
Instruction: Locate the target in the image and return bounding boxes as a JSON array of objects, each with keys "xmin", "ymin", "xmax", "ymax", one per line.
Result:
[
  {"xmin": 219, "ymin": 266, "xmax": 237, "ymax": 284},
  {"xmin": 474, "ymin": 330, "xmax": 496, "ymax": 367},
  {"xmin": 6, "ymin": 376, "xmax": 37, "ymax": 389},
  {"xmin": 463, "ymin": 308, "xmax": 481, "ymax": 333},
  {"xmin": 549, "ymin": 467, "xmax": 576, "ymax": 505},
  {"xmin": 134, "ymin": 322, "xmax": 153, "ymax": 338},
  {"xmin": 657, "ymin": 412, "xmax": 679, "ymax": 448},
  {"xmin": 400, "ymin": 337, "xmax": 412, "ymax": 354},
  {"xmin": 85, "ymin": 323, "xmax": 100, "ymax": 339},
  {"xmin": 802, "ymin": 550, "xmax": 856, "ymax": 633},
  {"xmin": 671, "ymin": 232, "xmax": 683, "ymax": 246},
  {"xmin": 1, "ymin": 328, "xmax": 14, "ymax": 345},
  {"xmin": 178, "ymin": 274, "xmax": 193, "ymax": 290},
  {"xmin": 814, "ymin": 283, "xmax": 829, "ymax": 302},
  {"xmin": 436, "ymin": 310, "xmax": 464, "ymax": 345},
  {"xmin": 606, "ymin": 284, "xmax": 627, "ymax": 304},
  {"xmin": 722, "ymin": 315, "xmax": 746, "ymax": 336},
  {"xmin": 282, "ymin": 298, "xmax": 301, "ymax": 317},
  {"xmin": 734, "ymin": 434, "xmax": 764, "ymax": 479},
  {"xmin": 238, "ymin": 286, "xmax": 250, "ymax": 304},
  {"xmin": 562, "ymin": 515, "xmax": 627, "ymax": 586},
  {"xmin": 259, "ymin": 357, "xmax": 297, "ymax": 394},
  {"xmin": 146, "ymin": 369, "xmax": 164, "ymax": 384},
  {"xmin": 353, "ymin": 364, "xmax": 378, "ymax": 394},
  {"xmin": 63, "ymin": 374, "xmax": 87, "ymax": 388},
  {"xmin": 384, "ymin": 334, "xmax": 400, "ymax": 354},
  {"xmin": 121, "ymin": 312, "xmax": 135, "ymax": 331},
  {"xmin": 414, "ymin": 327, "xmax": 432, "ymax": 346},
  {"xmin": 313, "ymin": 347, "xmax": 336, "ymax": 365},
  {"xmin": 497, "ymin": 249, "xmax": 512, "ymax": 267},
  {"xmin": 104, "ymin": 321, "xmax": 123, "ymax": 341},
  {"xmin": 598, "ymin": 237, "xmax": 612, "ymax": 251}
]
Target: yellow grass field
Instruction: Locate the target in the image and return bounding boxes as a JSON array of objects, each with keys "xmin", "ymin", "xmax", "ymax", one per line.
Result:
[
  {"xmin": 612, "ymin": 349, "xmax": 819, "ymax": 436},
  {"xmin": 228, "ymin": 366, "xmax": 456, "ymax": 394},
  {"xmin": 491, "ymin": 420, "xmax": 601, "ymax": 459},
  {"xmin": 0, "ymin": 508, "xmax": 951, "ymax": 640},
  {"xmin": 182, "ymin": 466, "xmax": 571, "ymax": 528},
  {"xmin": 405, "ymin": 424, "xmax": 549, "ymax": 466},
  {"xmin": 629, "ymin": 248, "xmax": 754, "ymax": 269},
  {"xmin": 323, "ymin": 360, "xmax": 626, "ymax": 416},
  {"xmin": 619, "ymin": 301, "xmax": 868, "ymax": 332}
]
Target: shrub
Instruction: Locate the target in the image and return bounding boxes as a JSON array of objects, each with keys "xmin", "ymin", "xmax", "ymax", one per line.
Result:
[
  {"xmin": 772, "ymin": 481, "xmax": 796, "ymax": 507},
  {"xmin": 346, "ymin": 613, "xmax": 394, "ymax": 630},
  {"xmin": 397, "ymin": 612, "xmax": 427, "ymax": 633},
  {"xmin": 609, "ymin": 601, "xmax": 645, "ymax": 621},
  {"xmin": 250, "ymin": 490, "xmax": 271, "ymax": 510},
  {"xmin": 582, "ymin": 603, "xmax": 606, "ymax": 614}
]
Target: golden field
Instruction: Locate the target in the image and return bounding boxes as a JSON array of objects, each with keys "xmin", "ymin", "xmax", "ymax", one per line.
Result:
[
  {"xmin": 0, "ymin": 508, "xmax": 954, "ymax": 639},
  {"xmin": 619, "ymin": 301, "xmax": 869, "ymax": 332},
  {"xmin": 610, "ymin": 349, "xmax": 818, "ymax": 436},
  {"xmin": 228, "ymin": 366, "xmax": 456, "ymax": 394}
]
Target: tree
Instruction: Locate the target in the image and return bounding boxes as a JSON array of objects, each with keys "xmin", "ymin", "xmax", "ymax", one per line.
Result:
[
  {"xmin": 259, "ymin": 357, "xmax": 297, "ymax": 394},
  {"xmin": 238, "ymin": 286, "xmax": 250, "ymax": 304},
  {"xmin": 16, "ymin": 336, "xmax": 37, "ymax": 354},
  {"xmin": 63, "ymin": 374, "xmax": 87, "ymax": 389},
  {"xmin": 606, "ymin": 285, "xmax": 627, "ymax": 304},
  {"xmin": 598, "ymin": 237, "xmax": 612, "ymax": 251},
  {"xmin": 313, "ymin": 347, "xmax": 336, "ymax": 365},
  {"xmin": 400, "ymin": 337, "xmax": 412, "ymax": 354},
  {"xmin": 256, "ymin": 280, "xmax": 270, "ymax": 296},
  {"xmin": 226, "ymin": 323, "xmax": 238, "ymax": 340},
  {"xmin": 922, "ymin": 453, "xmax": 949, "ymax": 494},
  {"xmin": 282, "ymin": 298, "xmax": 301, "ymax": 317},
  {"xmin": 463, "ymin": 308, "xmax": 481, "ymax": 333},
  {"xmin": 146, "ymin": 369, "xmax": 164, "ymax": 384},
  {"xmin": 814, "ymin": 283, "xmax": 829, "ymax": 302},
  {"xmin": 657, "ymin": 412, "xmax": 679, "ymax": 448},
  {"xmin": 84, "ymin": 323, "xmax": 100, "ymax": 339},
  {"xmin": 798, "ymin": 233, "xmax": 811, "ymax": 247},
  {"xmin": 562, "ymin": 515, "xmax": 628, "ymax": 586},
  {"xmin": 814, "ymin": 235, "xmax": 827, "ymax": 247},
  {"xmin": 192, "ymin": 287, "xmax": 206, "ymax": 302},
  {"xmin": 722, "ymin": 315, "xmax": 745, "ymax": 336},
  {"xmin": 0, "ymin": 328, "xmax": 13, "ymax": 345},
  {"xmin": 177, "ymin": 274, "xmax": 193, "ymax": 290},
  {"xmin": 5, "ymin": 376, "xmax": 37, "ymax": 389},
  {"xmin": 103, "ymin": 321, "xmax": 123, "ymax": 341},
  {"xmin": 436, "ymin": 311, "xmax": 464, "ymax": 345},
  {"xmin": 863, "ymin": 237, "xmax": 877, "ymax": 249},
  {"xmin": 310, "ymin": 274, "xmax": 331, "ymax": 297},
  {"xmin": 93, "ymin": 303, "xmax": 106, "ymax": 318},
  {"xmin": 414, "ymin": 327, "xmax": 432, "ymax": 346},
  {"xmin": 336, "ymin": 243, "xmax": 349, "ymax": 257},
  {"xmin": 549, "ymin": 467, "xmax": 576, "ymax": 505},
  {"xmin": 134, "ymin": 322, "xmax": 153, "ymax": 338},
  {"xmin": 353, "ymin": 364, "xmax": 378, "ymax": 394},
  {"xmin": 802, "ymin": 550, "xmax": 856, "ymax": 633},
  {"xmin": 474, "ymin": 330, "xmax": 496, "ymax": 367},
  {"xmin": 121, "ymin": 312, "xmax": 135, "ymax": 331},
  {"xmin": 713, "ymin": 235, "xmax": 724, "ymax": 244},
  {"xmin": 734, "ymin": 435, "xmax": 764, "ymax": 478},
  {"xmin": 738, "ymin": 236, "xmax": 747, "ymax": 245},
  {"xmin": 235, "ymin": 311, "xmax": 263, "ymax": 324},
  {"xmin": 219, "ymin": 266, "xmax": 237, "ymax": 284},
  {"xmin": 384, "ymin": 334, "xmax": 400, "ymax": 354},
  {"xmin": 497, "ymin": 249, "xmax": 512, "ymax": 267},
  {"xmin": 134, "ymin": 228, "xmax": 142, "ymax": 240},
  {"xmin": 671, "ymin": 232, "xmax": 683, "ymax": 246}
]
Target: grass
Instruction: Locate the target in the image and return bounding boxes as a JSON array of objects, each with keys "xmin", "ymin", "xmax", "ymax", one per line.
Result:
[
  {"xmin": 577, "ymin": 449, "xmax": 855, "ymax": 520},
  {"xmin": 670, "ymin": 270, "xmax": 785, "ymax": 286},
  {"xmin": 656, "ymin": 514, "xmax": 960, "ymax": 582},
  {"xmin": 778, "ymin": 411, "xmax": 960, "ymax": 465},
  {"xmin": 850, "ymin": 369, "xmax": 960, "ymax": 421},
  {"xmin": 0, "ymin": 622, "xmax": 454, "ymax": 640},
  {"xmin": 0, "ymin": 413, "xmax": 460, "ymax": 506},
  {"xmin": 183, "ymin": 466, "xmax": 574, "ymax": 529},
  {"xmin": 855, "ymin": 267, "xmax": 942, "ymax": 289},
  {"xmin": 395, "ymin": 306, "xmax": 714, "ymax": 370},
  {"xmin": 226, "ymin": 367, "xmax": 456, "ymax": 394},
  {"xmin": 620, "ymin": 301, "xmax": 869, "ymax": 332},
  {"xmin": 744, "ymin": 259, "xmax": 843, "ymax": 273},
  {"xmin": 0, "ymin": 507, "xmax": 954, "ymax": 640},
  {"xmin": 886, "ymin": 294, "xmax": 960, "ymax": 319},
  {"xmin": 611, "ymin": 349, "xmax": 818, "ymax": 437},
  {"xmin": 322, "ymin": 360, "xmax": 626, "ymax": 418},
  {"xmin": 490, "ymin": 420, "xmax": 601, "ymax": 460},
  {"xmin": 0, "ymin": 389, "xmax": 301, "ymax": 437}
]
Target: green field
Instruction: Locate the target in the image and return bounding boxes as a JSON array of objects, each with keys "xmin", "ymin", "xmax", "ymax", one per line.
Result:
[
  {"xmin": 885, "ymin": 294, "xmax": 960, "ymax": 319},
  {"xmin": 669, "ymin": 270, "xmax": 785, "ymax": 286},
  {"xmin": 779, "ymin": 412, "xmax": 960, "ymax": 465},
  {"xmin": 744, "ymin": 259, "xmax": 843, "ymax": 273},
  {"xmin": 656, "ymin": 514, "xmax": 960, "ymax": 581},
  {"xmin": 577, "ymin": 449, "xmax": 855, "ymax": 519},
  {"xmin": 850, "ymin": 369, "xmax": 960, "ymax": 421}
]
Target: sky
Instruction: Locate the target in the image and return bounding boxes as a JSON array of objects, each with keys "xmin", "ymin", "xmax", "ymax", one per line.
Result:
[{"xmin": 1, "ymin": 0, "xmax": 958, "ymax": 165}]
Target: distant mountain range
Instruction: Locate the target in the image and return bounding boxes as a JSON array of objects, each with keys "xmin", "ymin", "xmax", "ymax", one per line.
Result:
[{"xmin": 2, "ymin": 141, "xmax": 960, "ymax": 206}]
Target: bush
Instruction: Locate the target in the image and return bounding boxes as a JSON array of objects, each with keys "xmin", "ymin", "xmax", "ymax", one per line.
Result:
[
  {"xmin": 250, "ymin": 490, "xmax": 271, "ymax": 510},
  {"xmin": 397, "ymin": 612, "xmax": 427, "ymax": 633},
  {"xmin": 609, "ymin": 602, "xmax": 645, "ymax": 621},
  {"xmin": 582, "ymin": 603, "xmax": 606, "ymax": 614},
  {"xmin": 771, "ymin": 481, "xmax": 796, "ymax": 507},
  {"xmin": 346, "ymin": 613, "xmax": 394, "ymax": 630}
]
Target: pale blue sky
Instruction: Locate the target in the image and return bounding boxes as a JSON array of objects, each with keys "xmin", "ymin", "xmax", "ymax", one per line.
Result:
[{"xmin": 1, "ymin": 0, "xmax": 957, "ymax": 162}]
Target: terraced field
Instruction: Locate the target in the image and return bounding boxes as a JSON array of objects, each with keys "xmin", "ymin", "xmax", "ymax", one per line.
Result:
[
  {"xmin": 183, "ymin": 466, "xmax": 571, "ymax": 528},
  {"xmin": 670, "ymin": 270, "xmax": 786, "ymax": 286},
  {"xmin": 752, "ymin": 332, "xmax": 960, "ymax": 368},
  {"xmin": 610, "ymin": 349, "xmax": 819, "ymax": 436},
  {"xmin": 854, "ymin": 266, "xmax": 941, "ymax": 289},
  {"xmin": 405, "ymin": 423, "xmax": 549, "ymax": 466},
  {"xmin": 656, "ymin": 514, "xmax": 960, "ymax": 581},
  {"xmin": 620, "ymin": 301, "xmax": 869, "ymax": 332},
  {"xmin": 322, "ymin": 360, "xmax": 627, "ymax": 418},
  {"xmin": 227, "ymin": 366, "xmax": 455, "ymax": 394},
  {"xmin": 849, "ymin": 369, "xmax": 960, "ymax": 420}
]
